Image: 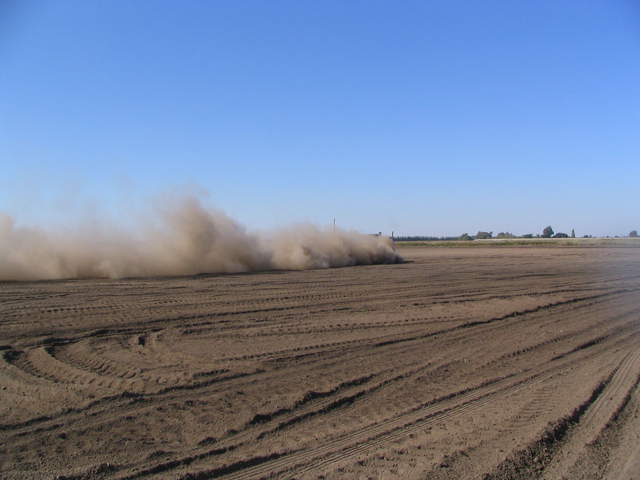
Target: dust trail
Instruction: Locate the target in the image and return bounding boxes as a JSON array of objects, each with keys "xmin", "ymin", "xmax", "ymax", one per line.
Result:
[{"xmin": 0, "ymin": 196, "xmax": 402, "ymax": 281}]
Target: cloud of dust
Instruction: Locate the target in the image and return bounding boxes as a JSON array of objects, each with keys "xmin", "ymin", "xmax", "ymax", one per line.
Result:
[{"xmin": 0, "ymin": 196, "xmax": 402, "ymax": 281}]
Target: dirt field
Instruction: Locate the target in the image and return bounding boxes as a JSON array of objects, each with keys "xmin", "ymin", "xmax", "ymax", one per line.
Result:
[{"xmin": 2, "ymin": 246, "xmax": 640, "ymax": 479}]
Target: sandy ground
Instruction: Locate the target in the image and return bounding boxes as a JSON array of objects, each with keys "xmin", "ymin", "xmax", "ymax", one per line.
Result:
[{"xmin": 1, "ymin": 246, "xmax": 639, "ymax": 479}]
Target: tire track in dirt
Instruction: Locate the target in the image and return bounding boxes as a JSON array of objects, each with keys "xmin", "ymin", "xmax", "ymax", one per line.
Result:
[
  {"xmin": 172, "ymin": 361, "xmax": 589, "ymax": 479},
  {"xmin": 127, "ymin": 329, "xmax": 637, "ymax": 480},
  {"xmin": 2, "ymin": 287, "xmax": 630, "ymax": 438},
  {"xmin": 540, "ymin": 349, "xmax": 640, "ymax": 479},
  {"xmin": 270, "ymin": 346, "xmax": 637, "ymax": 480}
]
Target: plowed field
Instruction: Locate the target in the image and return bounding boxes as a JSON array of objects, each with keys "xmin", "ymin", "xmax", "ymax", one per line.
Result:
[{"xmin": 2, "ymin": 247, "xmax": 639, "ymax": 479}]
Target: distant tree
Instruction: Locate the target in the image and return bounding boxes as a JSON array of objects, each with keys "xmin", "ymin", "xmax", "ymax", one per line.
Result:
[
  {"xmin": 571, "ymin": 229, "xmax": 575, "ymax": 238},
  {"xmin": 542, "ymin": 226, "xmax": 554, "ymax": 238},
  {"xmin": 459, "ymin": 233, "xmax": 473, "ymax": 241},
  {"xmin": 630, "ymin": 230, "xmax": 638, "ymax": 238},
  {"xmin": 521, "ymin": 234, "xmax": 534, "ymax": 238},
  {"xmin": 553, "ymin": 232, "xmax": 569, "ymax": 238},
  {"xmin": 496, "ymin": 232, "xmax": 515, "ymax": 239},
  {"xmin": 475, "ymin": 231, "xmax": 493, "ymax": 240}
]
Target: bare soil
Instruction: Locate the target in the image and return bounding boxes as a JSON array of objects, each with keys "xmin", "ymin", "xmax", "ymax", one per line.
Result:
[{"xmin": 1, "ymin": 247, "xmax": 639, "ymax": 479}]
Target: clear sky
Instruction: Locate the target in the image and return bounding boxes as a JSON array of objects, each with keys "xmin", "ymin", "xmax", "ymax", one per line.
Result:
[{"xmin": 1, "ymin": 1, "xmax": 638, "ymax": 237}]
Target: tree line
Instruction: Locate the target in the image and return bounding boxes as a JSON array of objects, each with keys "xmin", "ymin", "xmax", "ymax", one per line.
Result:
[{"xmin": 394, "ymin": 227, "xmax": 639, "ymax": 241}]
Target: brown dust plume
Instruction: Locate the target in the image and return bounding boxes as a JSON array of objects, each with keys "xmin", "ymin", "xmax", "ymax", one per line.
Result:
[{"xmin": 0, "ymin": 196, "xmax": 402, "ymax": 281}]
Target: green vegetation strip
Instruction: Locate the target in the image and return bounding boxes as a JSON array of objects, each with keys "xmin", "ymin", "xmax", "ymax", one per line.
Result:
[{"xmin": 396, "ymin": 239, "xmax": 640, "ymax": 248}]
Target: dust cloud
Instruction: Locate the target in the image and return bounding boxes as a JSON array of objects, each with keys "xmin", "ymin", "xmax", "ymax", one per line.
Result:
[{"xmin": 0, "ymin": 196, "xmax": 402, "ymax": 281}]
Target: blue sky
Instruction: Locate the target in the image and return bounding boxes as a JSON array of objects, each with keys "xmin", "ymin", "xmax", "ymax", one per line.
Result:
[{"xmin": 1, "ymin": 1, "xmax": 638, "ymax": 236}]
